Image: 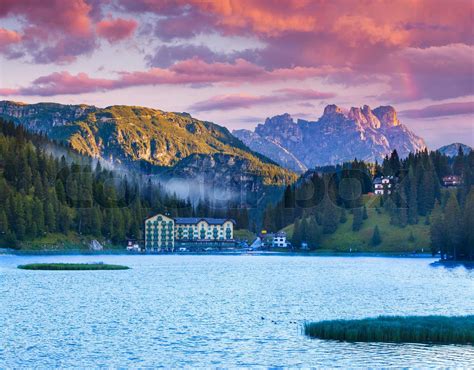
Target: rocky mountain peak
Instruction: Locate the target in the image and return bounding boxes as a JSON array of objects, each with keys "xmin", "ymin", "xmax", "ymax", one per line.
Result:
[
  {"xmin": 264, "ymin": 113, "xmax": 294, "ymax": 125},
  {"xmin": 346, "ymin": 105, "xmax": 382, "ymax": 129},
  {"xmin": 437, "ymin": 143, "xmax": 472, "ymax": 157},
  {"xmin": 373, "ymin": 105, "xmax": 400, "ymax": 126},
  {"xmin": 233, "ymin": 103, "xmax": 426, "ymax": 171},
  {"xmin": 323, "ymin": 104, "xmax": 344, "ymax": 116},
  {"xmin": 362, "ymin": 105, "xmax": 381, "ymax": 129},
  {"xmin": 348, "ymin": 107, "xmax": 367, "ymax": 125}
]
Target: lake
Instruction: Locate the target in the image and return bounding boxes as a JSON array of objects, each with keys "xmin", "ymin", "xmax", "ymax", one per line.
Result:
[{"xmin": 1, "ymin": 254, "xmax": 473, "ymax": 367}]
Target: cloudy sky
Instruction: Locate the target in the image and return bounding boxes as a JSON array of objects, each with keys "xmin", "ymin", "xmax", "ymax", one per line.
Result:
[{"xmin": 0, "ymin": 0, "xmax": 473, "ymax": 148}]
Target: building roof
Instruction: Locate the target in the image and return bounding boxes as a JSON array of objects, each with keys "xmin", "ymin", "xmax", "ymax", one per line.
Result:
[
  {"xmin": 174, "ymin": 217, "xmax": 236, "ymax": 225},
  {"xmin": 373, "ymin": 176, "xmax": 397, "ymax": 184}
]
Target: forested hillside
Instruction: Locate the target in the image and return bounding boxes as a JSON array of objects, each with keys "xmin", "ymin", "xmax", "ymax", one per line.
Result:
[
  {"xmin": 263, "ymin": 149, "xmax": 474, "ymax": 260},
  {"xmin": 0, "ymin": 119, "xmax": 249, "ymax": 249},
  {"xmin": 0, "ymin": 101, "xmax": 296, "ymax": 191}
]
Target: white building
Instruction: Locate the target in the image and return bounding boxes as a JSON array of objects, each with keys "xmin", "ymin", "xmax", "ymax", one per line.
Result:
[
  {"xmin": 373, "ymin": 176, "xmax": 396, "ymax": 195},
  {"xmin": 272, "ymin": 231, "xmax": 289, "ymax": 248}
]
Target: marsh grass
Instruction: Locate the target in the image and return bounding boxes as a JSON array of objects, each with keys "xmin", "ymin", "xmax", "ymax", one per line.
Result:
[
  {"xmin": 18, "ymin": 263, "xmax": 129, "ymax": 270},
  {"xmin": 304, "ymin": 315, "xmax": 474, "ymax": 344}
]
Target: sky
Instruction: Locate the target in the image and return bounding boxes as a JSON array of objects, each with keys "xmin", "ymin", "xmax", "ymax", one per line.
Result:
[{"xmin": 0, "ymin": 0, "xmax": 473, "ymax": 148}]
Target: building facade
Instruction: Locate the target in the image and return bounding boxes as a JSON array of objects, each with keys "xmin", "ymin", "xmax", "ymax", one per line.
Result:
[
  {"xmin": 373, "ymin": 176, "xmax": 396, "ymax": 195},
  {"xmin": 144, "ymin": 214, "xmax": 235, "ymax": 252},
  {"xmin": 272, "ymin": 231, "xmax": 289, "ymax": 248},
  {"xmin": 260, "ymin": 231, "xmax": 290, "ymax": 248},
  {"xmin": 442, "ymin": 175, "xmax": 463, "ymax": 187},
  {"xmin": 144, "ymin": 214, "xmax": 175, "ymax": 252}
]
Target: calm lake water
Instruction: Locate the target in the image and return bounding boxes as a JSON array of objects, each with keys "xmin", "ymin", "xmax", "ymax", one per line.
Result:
[{"xmin": 1, "ymin": 254, "xmax": 473, "ymax": 367}]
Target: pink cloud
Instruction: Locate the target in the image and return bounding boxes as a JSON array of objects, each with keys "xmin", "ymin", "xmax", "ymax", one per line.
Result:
[
  {"xmin": 0, "ymin": 88, "xmax": 18, "ymax": 95},
  {"xmin": 384, "ymin": 44, "xmax": 474, "ymax": 102},
  {"xmin": 145, "ymin": 43, "xmax": 258, "ymax": 68},
  {"xmin": 0, "ymin": 0, "xmax": 472, "ymax": 103},
  {"xmin": 0, "ymin": 59, "xmax": 337, "ymax": 96},
  {"xmin": 0, "ymin": 0, "xmax": 97, "ymax": 63},
  {"xmin": 0, "ymin": 28, "xmax": 22, "ymax": 56},
  {"xmin": 189, "ymin": 88, "xmax": 336, "ymax": 111},
  {"xmin": 400, "ymin": 102, "xmax": 474, "ymax": 119},
  {"xmin": 274, "ymin": 88, "xmax": 336, "ymax": 100},
  {"xmin": 124, "ymin": 0, "xmax": 473, "ymax": 45},
  {"xmin": 96, "ymin": 18, "xmax": 137, "ymax": 43},
  {"xmin": 0, "ymin": 0, "xmax": 93, "ymax": 37},
  {"xmin": 190, "ymin": 94, "xmax": 269, "ymax": 111},
  {"xmin": 123, "ymin": 0, "xmax": 473, "ymax": 101},
  {"xmin": 0, "ymin": 28, "xmax": 21, "ymax": 51}
]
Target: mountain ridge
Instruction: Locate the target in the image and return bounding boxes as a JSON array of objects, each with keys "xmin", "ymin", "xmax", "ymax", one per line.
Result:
[
  {"xmin": 0, "ymin": 100, "xmax": 296, "ymax": 194},
  {"xmin": 437, "ymin": 143, "xmax": 472, "ymax": 157},
  {"xmin": 233, "ymin": 104, "xmax": 427, "ymax": 172}
]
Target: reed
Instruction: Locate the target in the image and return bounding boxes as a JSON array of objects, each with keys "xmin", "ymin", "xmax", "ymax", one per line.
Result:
[
  {"xmin": 304, "ymin": 315, "xmax": 474, "ymax": 344},
  {"xmin": 18, "ymin": 263, "xmax": 129, "ymax": 270}
]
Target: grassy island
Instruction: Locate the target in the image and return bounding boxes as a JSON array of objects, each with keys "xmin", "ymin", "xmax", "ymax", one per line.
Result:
[
  {"xmin": 304, "ymin": 315, "xmax": 474, "ymax": 344},
  {"xmin": 17, "ymin": 263, "xmax": 130, "ymax": 270}
]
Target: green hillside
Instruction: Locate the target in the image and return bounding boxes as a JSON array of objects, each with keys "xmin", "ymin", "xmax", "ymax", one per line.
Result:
[{"xmin": 282, "ymin": 203, "xmax": 430, "ymax": 253}]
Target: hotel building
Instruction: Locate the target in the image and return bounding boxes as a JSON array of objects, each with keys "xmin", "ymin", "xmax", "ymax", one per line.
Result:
[{"xmin": 145, "ymin": 214, "xmax": 235, "ymax": 252}]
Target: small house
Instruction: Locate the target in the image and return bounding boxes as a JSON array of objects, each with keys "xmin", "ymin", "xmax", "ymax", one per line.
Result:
[
  {"xmin": 442, "ymin": 175, "xmax": 463, "ymax": 187},
  {"xmin": 373, "ymin": 176, "xmax": 396, "ymax": 195},
  {"xmin": 272, "ymin": 231, "xmax": 289, "ymax": 248}
]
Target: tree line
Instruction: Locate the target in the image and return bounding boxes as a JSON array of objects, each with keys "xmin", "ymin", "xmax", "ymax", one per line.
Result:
[
  {"xmin": 262, "ymin": 148, "xmax": 474, "ymax": 260},
  {"xmin": 0, "ymin": 119, "xmax": 249, "ymax": 248}
]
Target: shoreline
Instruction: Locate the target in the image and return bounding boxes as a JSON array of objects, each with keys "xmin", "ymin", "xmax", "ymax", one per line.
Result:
[{"xmin": 0, "ymin": 248, "xmax": 436, "ymax": 258}]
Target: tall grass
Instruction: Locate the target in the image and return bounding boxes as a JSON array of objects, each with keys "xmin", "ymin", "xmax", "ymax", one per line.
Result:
[
  {"xmin": 304, "ymin": 315, "xmax": 474, "ymax": 344},
  {"xmin": 18, "ymin": 263, "xmax": 129, "ymax": 270}
]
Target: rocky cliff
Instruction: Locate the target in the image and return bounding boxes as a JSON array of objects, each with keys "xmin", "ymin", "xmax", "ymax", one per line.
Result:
[{"xmin": 233, "ymin": 104, "xmax": 427, "ymax": 172}]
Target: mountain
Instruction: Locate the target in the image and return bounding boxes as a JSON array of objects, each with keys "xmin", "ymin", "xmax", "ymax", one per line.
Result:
[
  {"xmin": 233, "ymin": 105, "xmax": 427, "ymax": 172},
  {"xmin": 0, "ymin": 101, "xmax": 296, "ymax": 194},
  {"xmin": 437, "ymin": 143, "xmax": 472, "ymax": 157}
]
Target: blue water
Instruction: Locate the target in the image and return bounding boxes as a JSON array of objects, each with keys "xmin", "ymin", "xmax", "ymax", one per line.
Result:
[{"xmin": 1, "ymin": 254, "xmax": 473, "ymax": 367}]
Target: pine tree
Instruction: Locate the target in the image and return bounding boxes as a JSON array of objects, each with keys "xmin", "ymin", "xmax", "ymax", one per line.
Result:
[
  {"xmin": 12, "ymin": 196, "xmax": 26, "ymax": 240},
  {"xmin": 444, "ymin": 193, "xmax": 463, "ymax": 260},
  {"xmin": 408, "ymin": 166, "xmax": 418, "ymax": 224},
  {"xmin": 283, "ymin": 185, "xmax": 295, "ymax": 226},
  {"xmin": 453, "ymin": 146, "xmax": 465, "ymax": 175},
  {"xmin": 291, "ymin": 218, "xmax": 301, "ymax": 248},
  {"xmin": 340, "ymin": 208, "xmax": 347, "ymax": 223},
  {"xmin": 352, "ymin": 207, "xmax": 363, "ymax": 232},
  {"xmin": 430, "ymin": 201, "xmax": 445, "ymax": 257},
  {"xmin": 262, "ymin": 205, "xmax": 276, "ymax": 232},
  {"xmin": 389, "ymin": 150, "xmax": 401, "ymax": 175},
  {"xmin": 32, "ymin": 199, "xmax": 45, "ymax": 236},
  {"xmin": 58, "ymin": 206, "xmax": 72, "ymax": 233},
  {"xmin": 371, "ymin": 225, "xmax": 382, "ymax": 246},
  {"xmin": 396, "ymin": 187, "xmax": 408, "ymax": 228},
  {"xmin": 462, "ymin": 188, "xmax": 474, "ymax": 260},
  {"xmin": 112, "ymin": 209, "xmax": 125, "ymax": 243},
  {"xmin": 90, "ymin": 207, "xmax": 102, "ymax": 236},
  {"xmin": 307, "ymin": 217, "xmax": 321, "ymax": 249},
  {"xmin": 322, "ymin": 196, "xmax": 340, "ymax": 234},
  {"xmin": 44, "ymin": 201, "xmax": 56, "ymax": 232},
  {"xmin": 418, "ymin": 170, "xmax": 436, "ymax": 216},
  {"xmin": 0, "ymin": 210, "xmax": 8, "ymax": 235}
]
